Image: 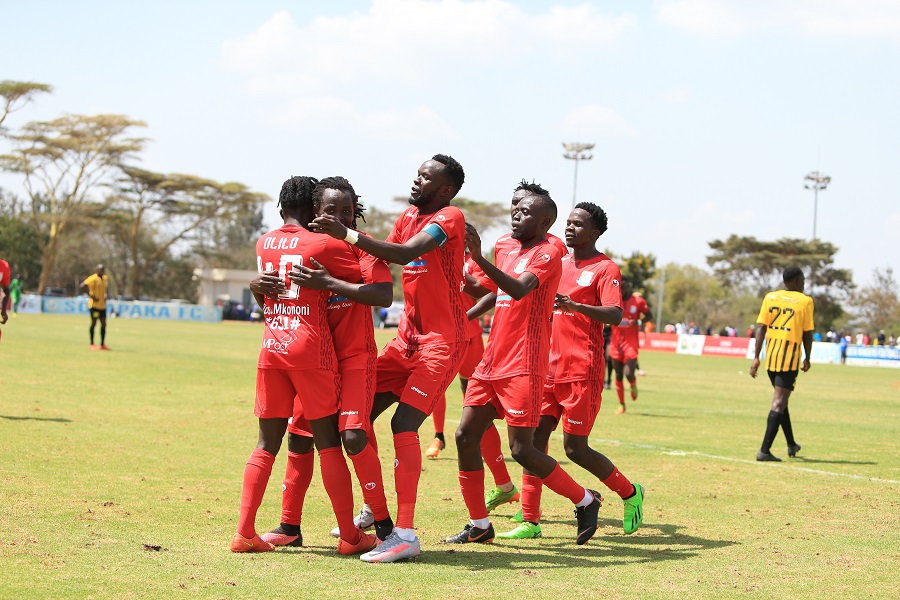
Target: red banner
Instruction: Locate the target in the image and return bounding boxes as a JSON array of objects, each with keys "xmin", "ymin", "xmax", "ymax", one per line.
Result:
[
  {"xmin": 701, "ymin": 336, "xmax": 750, "ymax": 357},
  {"xmin": 639, "ymin": 333, "xmax": 678, "ymax": 353}
]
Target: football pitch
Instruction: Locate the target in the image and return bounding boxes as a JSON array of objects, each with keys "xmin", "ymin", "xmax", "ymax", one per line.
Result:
[{"xmin": 1, "ymin": 314, "xmax": 898, "ymax": 599}]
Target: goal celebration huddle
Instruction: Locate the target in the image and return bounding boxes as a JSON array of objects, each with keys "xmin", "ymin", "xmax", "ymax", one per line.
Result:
[{"xmin": 233, "ymin": 153, "xmax": 645, "ymax": 563}]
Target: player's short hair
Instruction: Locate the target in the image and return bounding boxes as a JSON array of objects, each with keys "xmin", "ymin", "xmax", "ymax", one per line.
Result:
[
  {"xmin": 431, "ymin": 154, "xmax": 465, "ymax": 193},
  {"xmin": 313, "ymin": 176, "xmax": 366, "ymax": 225},
  {"xmin": 514, "ymin": 179, "xmax": 550, "ymax": 197},
  {"xmin": 526, "ymin": 193, "xmax": 557, "ymax": 224},
  {"xmin": 278, "ymin": 176, "xmax": 318, "ymax": 214},
  {"xmin": 574, "ymin": 202, "xmax": 608, "ymax": 235},
  {"xmin": 783, "ymin": 266, "xmax": 804, "ymax": 284}
]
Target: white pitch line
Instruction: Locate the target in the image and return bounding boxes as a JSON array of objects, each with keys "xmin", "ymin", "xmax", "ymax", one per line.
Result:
[{"xmin": 444, "ymin": 418, "xmax": 900, "ymax": 486}]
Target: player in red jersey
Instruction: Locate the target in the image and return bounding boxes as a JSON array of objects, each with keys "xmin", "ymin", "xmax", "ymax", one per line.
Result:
[
  {"xmin": 0, "ymin": 259, "xmax": 10, "ymax": 337},
  {"xmin": 253, "ymin": 177, "xmax": 396, "ymax": 548},
  {"xmin": 463, "ymin": 180, "xmax": 569, "ymax": 516},
  {"xmin": 609, "ymin": 277, "xmax": 652, "ymax": 414},
  {"xmin": 311, "ymin": 154, "xmax": 468, "ymax": 563},
  {"xmin": 232, "ymin": 176, "xmax": 378, "ymax": 556},
  {"xmin": 443, "ymin": 193, "xmax": 603, "ymax": 547},
  {"xmin": 425, "ymin": 249, "xmax": 485, "ymax": 460},
  {"xmin": 498, "ymin": 202, "xmax": 644, "ymax": 540}
]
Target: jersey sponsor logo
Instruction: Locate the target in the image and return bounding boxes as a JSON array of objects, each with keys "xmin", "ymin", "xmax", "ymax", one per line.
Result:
[
  {"xmin": 576, "ymin": 271, "xmax": 593, "ymax": 287},
  {"xmin": 262, "ymin": 329, "xmax": 297, "ymax": 354},
  {"xmin": 262, "ymin": 236, "xmax": 299, "ymax": 250},
  {"xmin": 328, "ymin": 295, "xmax": 350, "ymax": 303},
  {"xmin": 410, "ymin": 386, "xmax": 429, "ymax": 397},
  {"xmin": 514, "ymin": 258, "xmax": 529, "ymax": 274},
  {"xmin": 405, "ymin": 259, "xmax": 427, "ymax": 267}
]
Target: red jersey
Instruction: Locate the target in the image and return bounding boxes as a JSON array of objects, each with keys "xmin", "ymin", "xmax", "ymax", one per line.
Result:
[
  {"xmin": 611, "ymin": 294, "xmax": 649, "ymax": 349},
  {"xmin": 548, "ymin": 253, "xmax": 622, "ymax": 383},
  {"xmin": 255, "ymin": 224, "xmax": 361, "ymax": 371},
  {"xmin": 326, "ymin": 232, "xmax": 394, "ymax": 370},
  {"xmin": 0, "ymin": 259, "xmax": 9, "ymax": 287},
  {"xmin": 461, "ymin": 255, "xmax": 483, "ymax": 339},
  {"xmin": 386, "ymin": 205, "xmax": 467, "ymax": 349},
  {"xmin": 474, "ymin": 240, "xmax": 563, "ymax": 380}
]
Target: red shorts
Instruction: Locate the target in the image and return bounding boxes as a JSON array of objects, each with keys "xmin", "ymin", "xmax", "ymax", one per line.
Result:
[
  {"xmin": 464, "ymin": 374, "xmax": 544, "ymax": 428},
  {"xmin": 541, "ymin": 380, "xmax": 602, "ymax": 436},
  {"xmin": 338, "ymin": 367, "xmax": 374, "ymax": 431},
  {"xmin": 375, "ymin": 338, "xmax": 466, "ymax": 415},
  {"xmin": 256, "ymin": 368, "xmax": 339, "ymax": 421},
  {"xmin": 608, "ymin": 338, "xmax": 639, "ymax": 363},
  {"xmin": 287, "ymin": 411, "xmax": 312, "ymax": 437},
  {"xmin": 458, "ymin": 334, "xmax": 485, "ymax": 380}
]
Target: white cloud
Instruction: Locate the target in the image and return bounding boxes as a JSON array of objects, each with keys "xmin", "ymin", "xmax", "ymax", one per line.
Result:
[
  {"xmin": 220, "ymin": 1, "xmax": 637, "ymax": 137},
  {"xmin": 654, "ymin": 0, "xmax": 900, "ymax": 38},
  {"xmin": 561, "ymin": 105, "xmax": 635, "ymax": 138}
]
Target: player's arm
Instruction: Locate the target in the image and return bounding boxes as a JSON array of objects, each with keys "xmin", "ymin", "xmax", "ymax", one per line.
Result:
[
  {"xmin": 555, "ymin": 294, "xmax": 622, "ymax": 325},
  {"xmin": 801, "ymin": 330, "xmax": 813, "ymax": 372},
  {"xmin": 310, "ymin": 214, "xmax": 439, "ymax": 266},
  {"xmin": 0, "ymin": 283, "xmax": 8, "ymax": 324},
  {"xmin": 465, "ymin": 224, "xmax": 538, "ymax": 300},
  {"xmin": 249, "ymin": 269, "xmax": 283, "ymax": 310},
  {"xmin": 291, "ymin": 258, "xmax": 392, "ymax": 308},
  {"xmin": 749, "ymin": 323, "xmax": 767, "ymax": 378},
  {"xmin": 468, "ymin": 292, "xmax": 496, "ymax": 322},
  {"xmin": 463, "ymin": 272, "xmax": 491, "ymax": 299}
]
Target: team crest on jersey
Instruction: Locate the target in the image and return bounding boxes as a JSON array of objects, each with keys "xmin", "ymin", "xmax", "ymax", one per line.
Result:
[
  {"xmin": 514, "ymin": 258, "xmax": 529, "ymax": 274},
  {"xmin": 577, "ymin": 270, "xmax": 593, "ymax": 287},
  {"xmin": 629, "ymin": 306, "xmax": 638, "ymax": 314}
]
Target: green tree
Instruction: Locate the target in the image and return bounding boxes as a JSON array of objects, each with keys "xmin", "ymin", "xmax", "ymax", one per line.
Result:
[
  {"xmin": 604, "ymin": 249, "xmax": 657, "ymax": 301},
  {"xmin": 850, "ymin": 268, "xmax": 900, "ymax": 336},
  {"xmin": 0, "ymin": 80, "xmax": 52, "ymax": 131},
  {"xmin": 106, "ymin": 167, "xmax": 267, "ymax": 298},
  {"xmin": 0, "ymin": 215, "xmax": 44, "ymax": 289},
  {"xmin": 706, "ymin": 235, "xmax": 854, "ymax": 332},
  {"xmin": 0, "ymin": 114, "xmax": 146, "ymax": 293}
]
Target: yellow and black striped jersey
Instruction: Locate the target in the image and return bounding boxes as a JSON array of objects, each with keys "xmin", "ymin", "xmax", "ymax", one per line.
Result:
[{"xmin": 756, "ymin": 289, "xmax": 814, "ymax": 372}]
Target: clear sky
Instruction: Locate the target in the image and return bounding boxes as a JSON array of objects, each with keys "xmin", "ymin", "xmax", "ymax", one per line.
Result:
[{"xmin": 2, "ymin": 1, "xmax": 898, "ymax": 284}]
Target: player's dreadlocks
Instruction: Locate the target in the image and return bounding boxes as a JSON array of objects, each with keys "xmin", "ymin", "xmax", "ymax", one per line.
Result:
[
  {"xmin": 574, "ymin": 202, "xmax": 609, "ymax": 236},
  {"xmin": 312, "ymin": 176, "xmax": 367, "ymax": 228},
  {"xmin": 431, "ymin": 154, "xmax": 465, "ymax": 193},
  {"xmin": 514, "ymin": 179, "xmax": 550, "ymax": 198},
  {"xmin": 278, "ymin": 176, "xmax": 318, "ymax": 219}
]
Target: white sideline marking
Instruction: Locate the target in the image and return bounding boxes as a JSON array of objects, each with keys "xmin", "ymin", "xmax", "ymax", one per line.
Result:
[{"xmin": 451, "ymin": 419, "xmax": 900, "ymax": 486}]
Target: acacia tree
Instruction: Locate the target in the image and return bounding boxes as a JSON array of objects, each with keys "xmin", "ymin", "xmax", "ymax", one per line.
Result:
[
  {"xmin": 850, "ymin": 268, "xmax": 900, "ymax": 335},
  {"xmin": 707, "ymin": 235, "xmax": 854, "ymax": 331},
  {"xmin": 106, "ymin": 166, "xmax": 268, "ymax": 298},
  {"xmin": 0, "ymin": 80, "xmax": 52, "ymax": 131},
  {"xmin": 0, "ymin": 114, "xmax": 146, "ymax": 293}
]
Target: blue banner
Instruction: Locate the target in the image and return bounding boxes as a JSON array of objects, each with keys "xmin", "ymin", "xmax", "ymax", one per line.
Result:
[{"xmin": 41, "ymin": 297, "xmax": 221, "ymax": 322}]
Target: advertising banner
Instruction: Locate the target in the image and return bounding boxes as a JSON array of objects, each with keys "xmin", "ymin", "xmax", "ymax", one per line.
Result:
[
  {"xmin": 41, "ymin": 296, "xmax": 221, "ymax": 322},
  {"xmin": 701, "ymin": 336, "xmax": 750, "ymax": 358},
  {"xmin": 845, "ymin": 345, "xmax": 900, "ymax": 368},
  {"xmin": 17, "ymin": 293, "xmax": 43, "ymax": 314},
  {"xmin": 639, "ymin": 333, "xmax": 678, "ymax": 352}
]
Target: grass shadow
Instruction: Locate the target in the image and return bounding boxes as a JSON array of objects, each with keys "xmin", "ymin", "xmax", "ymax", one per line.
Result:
[
  {"xmin": 791, "ymin": 457, "xmax": 877, "ymax": 466},
  {"xmin": 0, "ymin": 414, "xmax": 73, "ymax": 423}
]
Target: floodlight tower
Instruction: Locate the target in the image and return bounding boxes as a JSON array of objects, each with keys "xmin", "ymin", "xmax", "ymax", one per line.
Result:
[
  {"xmin": 563, "ymin": 142, "xmax": 595, "ymax": 210},
  {"xmin": 804, "ymin": 170, "xmax": 831, "ymax": 240}
]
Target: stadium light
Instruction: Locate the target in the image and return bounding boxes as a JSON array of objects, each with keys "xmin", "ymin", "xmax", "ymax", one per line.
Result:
[
  {"xmin": 563, "ymin": 142, "xmax": 595, "ymax": 210},
  {"xmin": 804, "ymin": 170, "xmax": 831, "ymax": 240}
]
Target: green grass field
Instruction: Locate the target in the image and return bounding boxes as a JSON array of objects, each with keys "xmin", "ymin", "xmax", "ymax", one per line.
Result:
[{"xmin": 1, "ymin": 314, "xmax": 898, "ymax": 599}]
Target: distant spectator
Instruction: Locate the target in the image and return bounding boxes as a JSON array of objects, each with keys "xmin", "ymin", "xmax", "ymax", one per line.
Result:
[
  {"xmin": 856, "ymin": 332, "xmax": 864, "ymax": 345},
  {"xmin": 812, "ymin": 331, "xmax": 822, "ymax": 342},
  {"xmin": 840, "ymin": 335, "xmax": 849, "ymax": 365},
  {"xmin": 664, "ymin": 322, "xmax": 676, "ymax": 334},
  {"xmin": 675, "ymin": 322, "xmax": 686, "ymax": 335},
  {"xmin": 876, "ymin": 330, "xmax": 886, "ymax": 346},
  {"xmin": 863, "ymin": 333, "xmax": 870, "ymax": 346}
]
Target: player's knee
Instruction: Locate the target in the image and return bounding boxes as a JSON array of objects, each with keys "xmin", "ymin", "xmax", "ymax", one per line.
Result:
[
  {"xmin": 341, "ymin": 429, "xmax": 367, "ymax": 455},
  {"xmin": 287, "ymin": 433, "xmax": 314, "ymax": 454},
  {"xmin": 256, "ymin": 437, "xmax": 282, "ymax": 456},
  {"xmin": 454, "ymin": 423, "xmax": 477, "ymax": 450}
]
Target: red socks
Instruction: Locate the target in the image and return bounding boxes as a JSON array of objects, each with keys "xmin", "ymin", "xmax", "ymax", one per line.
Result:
[
  {"xmin": 480, "ymin": 423, "xmax": 511, "ymax": 486},
  {"xmin": 521, "ymin": 473, "xmax": 543, "ymax": 523},
  {"xmin": 459, "ymin": 469, "xmax": 489, "ymax": 521},
  {"xmin": 541, "ymin": 462, "xmax": 586, "ymax": 504},
  {"xmin": 237, "ymin": 448, "xmax": 275, "ymax": 538},
  {"xmin": 393, "ymin": 432, "xmax": 422, "ymax": 530},
  {"xmin": 280, "ymin": 450, "xmax": 314, "ymax": 526},
  {"xmin": 615, "ymin": 380, "xmax": 625, "ymax": 405},
  {"xmin": 318, "ymin": 447, "xmax": 358, "ymax": 543},
  {"xmin": 601, "ymin": 466, "xmax": 635, "ymax": 499},
  {"xmin": 348, "ymin": 442, "xmax": 390, "ymax": 521},
  {"xmin": 431, "ymin": 393, "xmax": 446, "ymax": 435}
]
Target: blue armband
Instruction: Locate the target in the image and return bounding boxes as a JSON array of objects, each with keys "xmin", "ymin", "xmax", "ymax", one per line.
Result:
[{"xmin": 422, "ymin": 222, "xmax": 449, "ymax": 247}]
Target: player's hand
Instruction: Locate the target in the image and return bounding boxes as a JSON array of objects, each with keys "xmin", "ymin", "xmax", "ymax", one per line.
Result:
[
  {"xmin": 250, "ymin": 269, "xmax": 285, "ymax": 299},
  {"xmin": 0, "ymin": 309, "xmax": 7, "ymax": 325},
  {"xmin": 749, "ymin": 358, "xmax": 760, "ymax": 378},
  {"xmin": 465, "ymin": 222, "xmax": 483, "ymax": 258},
  {"xmin": 309, "ymin": 214, "xmax": 348, "ymax": 240},
  {"xmin": 290, "ymin": 258, "xmax": 333, "ymax": 290},
  {"xmin": 554, "ymin": 293, "xmax": 577, "ymax": 312},
  {"xmin": 801, "ymin": 358, "xmax": 811, "ymax": 373}
]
